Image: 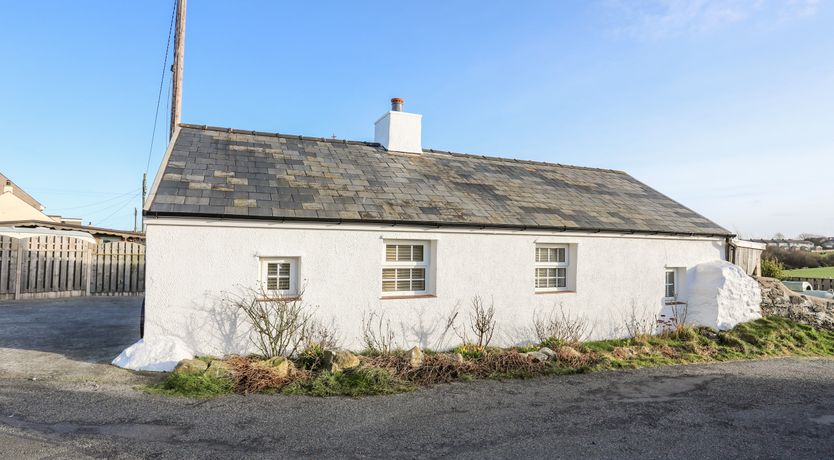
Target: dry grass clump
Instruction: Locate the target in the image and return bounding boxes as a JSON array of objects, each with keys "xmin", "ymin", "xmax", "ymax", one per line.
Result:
[
  {"xmin": 226, "ymin": 356, "xmax": 309, "ymax": 395},
  {"xmin": 366, "ymin": 350, "xmax": 554, "ymax": 385}
]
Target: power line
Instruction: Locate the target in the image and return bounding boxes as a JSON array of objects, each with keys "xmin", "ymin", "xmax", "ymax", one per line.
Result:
[
  {"xmin": 145, "ymin": 0, "xmax": 178, "ymax": 176},
  {"xmin": 93, "ymin": 193, "xmax": 142, "ymax": 227},
  {"xmin": 46, "ymin": 189, "xmax": 141, "ymax": 212}
]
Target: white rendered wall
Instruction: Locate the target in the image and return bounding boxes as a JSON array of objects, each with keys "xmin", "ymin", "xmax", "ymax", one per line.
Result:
[{"xmin": 144, "ymin": 218, "xmax": 726, "ymax": 355}]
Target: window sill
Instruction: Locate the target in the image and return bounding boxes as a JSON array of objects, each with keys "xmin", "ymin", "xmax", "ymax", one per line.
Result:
[
  {"xmin": 256, "ymin": 295, "xmax": 301, "ymax": 302},
  {"xmin": 664, "ymin": 299, "xmax": 686, "ymax": 305},
  {"xmin": 380, "ymin": 294, "xmax": 437, "ymax": 300},
  {"xmin": 535, "ymin": 290, "xmax": 576, "ymax": 295}
]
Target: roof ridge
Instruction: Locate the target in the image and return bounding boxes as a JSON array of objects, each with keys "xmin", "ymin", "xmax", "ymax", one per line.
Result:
[
  {"xmin": 178, "ymin": 123, "xmax": 381, "ymax": 147},
  {"xmin": 179, "ymin": 123, "xmax": 624, "ymax": 174},
  {"xmin": 421, "ymin": 148, "xmax": 625, "ymax": 174}
]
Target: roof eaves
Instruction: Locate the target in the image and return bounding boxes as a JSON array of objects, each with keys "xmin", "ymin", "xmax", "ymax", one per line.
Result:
[{"xmin": 143, "ymin": 210, "xmax": 735, "ymax": 239}]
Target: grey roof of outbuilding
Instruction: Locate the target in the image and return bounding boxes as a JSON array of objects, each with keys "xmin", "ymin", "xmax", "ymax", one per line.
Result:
[{"xmin": 145, "ymin": 124, "xmax": 731, "ymax": 237}]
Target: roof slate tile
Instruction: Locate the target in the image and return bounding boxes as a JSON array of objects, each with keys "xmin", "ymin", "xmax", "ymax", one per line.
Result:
[{"xmin": 147, "ymin": 125, "xmax": 731, "ymax": 236}]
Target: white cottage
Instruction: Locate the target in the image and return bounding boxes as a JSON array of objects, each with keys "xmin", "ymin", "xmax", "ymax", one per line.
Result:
[{"xmin": 143, "ymin": 99, "xmax": 735, "ymax": 355}]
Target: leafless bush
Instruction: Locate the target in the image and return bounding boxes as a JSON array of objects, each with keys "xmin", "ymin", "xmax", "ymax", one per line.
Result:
[
  {"xmin": 224, "ymin": 286, "xmax": 315, "ymax": 358},
  {"xmin": 622, "ymin": 302, "xmax": 656, "ymax": 340},
  {"xmin": 430, "ymin": 306, "xmax": 460, "ymax": 351},
  {"xmin": 362, "ymin": 310, "xmax": 398, "ymax": 354},
  {"xmin": 657, "ymin": 301, "xmax": 689, "ymax": 337},
  {"xmin": 455, "ymin": 295, "xmax": 496, "ymax": 348},
  {"xmin": 533, "ymin": 305, "xmax": 590, "ymax": 345},
  {"xmin": 304, "ymin": 318, "xmax": 340, "ymax": 351}
]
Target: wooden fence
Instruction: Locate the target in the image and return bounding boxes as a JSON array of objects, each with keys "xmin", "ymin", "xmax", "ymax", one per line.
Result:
[
  {"xmin": 787, "ymin": 277, "xmax": 834, "ymax": 291},
  {"xmin": 0, "ymin": 236, "xmax": 144, "ymax": 300}
]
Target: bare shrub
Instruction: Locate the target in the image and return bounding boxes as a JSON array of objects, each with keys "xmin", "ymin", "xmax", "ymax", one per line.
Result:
[
  {"xmin": 455, "ymin": 295, "xmax": 496, "ymax": 348},
  {"xmin": 533, "ymin": 305, "xmax": 590, "ymax": 345},
  {"xmin": 430, "ymin": 306, "xmax": 460, "ymax": 351},
  {"xmin": 622, "ymin": 302, "xmax": 656, "ymax": 340},
  {"xmin": 304, "ymin": 318, "xmax": 340, "ymax": 351},
  {"xmin": 657, "ymin": 301, "xmax": 689, "ymax": 338},
  {"xmin": 362, "ymin": 310, "xmax": 398, "ymax": 354},
  {"xmin": 225, "ymin": 286, "xmax": 316, "ymax": 358}
]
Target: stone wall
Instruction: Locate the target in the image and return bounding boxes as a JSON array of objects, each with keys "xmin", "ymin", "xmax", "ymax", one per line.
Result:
[{"xmin": 758, "ymin": 277, "xmax": 834, "ymax": 330}]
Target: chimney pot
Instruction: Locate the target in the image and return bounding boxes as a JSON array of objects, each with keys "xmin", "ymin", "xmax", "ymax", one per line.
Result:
[{"xmin": 391, "ymin": 97, "xmax": 404, "ymax": 112}]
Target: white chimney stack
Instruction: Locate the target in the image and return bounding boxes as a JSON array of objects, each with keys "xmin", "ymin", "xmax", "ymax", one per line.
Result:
[{"xmin": 374, "ymin": 98, "xmax": 422, "ymax": 154}]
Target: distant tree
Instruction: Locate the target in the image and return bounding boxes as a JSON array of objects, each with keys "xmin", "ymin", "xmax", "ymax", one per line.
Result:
[
  {"xmin": 798, "ymin": 233, "xmax": 822, "ymax": 240},
  {"xmin": 773, "ymin": 232, "xmax": 786, "ymax": 240}
]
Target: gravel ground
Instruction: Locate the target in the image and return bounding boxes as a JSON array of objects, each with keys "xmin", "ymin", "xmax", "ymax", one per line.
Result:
[{"xmin": 1, "ymin": 298, "xmax": 834, "ymax": 458}]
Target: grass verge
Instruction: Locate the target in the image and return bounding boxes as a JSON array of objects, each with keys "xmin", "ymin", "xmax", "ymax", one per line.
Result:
[{"xmin": 146, "ymin": 316, "xmax": 834, "ymax": 398}]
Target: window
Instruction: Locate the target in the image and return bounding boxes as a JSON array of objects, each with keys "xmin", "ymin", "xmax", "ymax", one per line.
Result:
[
  {"xmin": 665, "ymin": 269, "xmax": 677, "ymax": 298},
  {"xmin": 535, "ymin": 244, "xmax": 569, "ymax": 291},
  {"xmin": 382, "ymin": 241, "xmax": 429, "ymax": 295},
  {"xmin": 260, "ymin": 258, "xmax": 298, "ymax": 296}
]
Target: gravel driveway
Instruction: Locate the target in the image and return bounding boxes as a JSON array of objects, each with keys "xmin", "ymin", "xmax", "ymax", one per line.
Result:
[{"xmin": 1, "ymin": 298, "xmax": 834, "ymax": 458}]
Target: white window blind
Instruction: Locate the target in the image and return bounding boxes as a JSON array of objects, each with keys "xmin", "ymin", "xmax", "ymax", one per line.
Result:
[
  {"xmin": 535, "ymin": 244, "xmax": 570, "ymax": 291},
  {"xmin": 665, "ymin": 269, "xmax": 677, "ymax": 298},
  {"xmin": 260, "ymin": 258, "xmax": 298, "ymax": 295},
  {"xmin": 382, "ymin": 241, "xmax": 429, "ymax": 295}
]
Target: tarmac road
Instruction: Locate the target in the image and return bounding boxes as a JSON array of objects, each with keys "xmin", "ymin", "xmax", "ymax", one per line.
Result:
[{"xmin": 1, "ymin": 297, "xmax": 833, "ymax": 458}]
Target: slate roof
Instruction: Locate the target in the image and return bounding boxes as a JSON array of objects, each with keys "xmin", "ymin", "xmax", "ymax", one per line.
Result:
[{"xmin": 145, "ymin": 124, "xmax": 731, "ymax": 237}]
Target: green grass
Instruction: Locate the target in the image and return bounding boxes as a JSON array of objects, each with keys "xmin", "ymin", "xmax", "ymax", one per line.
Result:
[
  {"xmin": 281, "ymin": 367, "xmax": 416, "ymax": 397},
  {"xmin": 145, "ymin": 372, "xmax": 234, "ymax": 398},
  {"xmin": 784, "ymin": 266, "xmax": 834, "ymax": 278},
  {"xmin": 147, "ymin": 317, "xmax": 834, "ymax": 398}
]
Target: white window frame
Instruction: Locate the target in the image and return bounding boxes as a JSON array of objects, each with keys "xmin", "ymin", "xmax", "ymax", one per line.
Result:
[
  {"xmin": 664, "ymin": 269, "xmax": 677, "ymax": 299},
  {"xmin": 381, "ymin": 240, "xmax": 430, "ymax": 296},
  {"xmin": 535, "ymin": 244, "xmax": 570, "ymax": 292},
  {"xmin": 260, "ymin": 257, "xmax": 299, "ymax": 297}
]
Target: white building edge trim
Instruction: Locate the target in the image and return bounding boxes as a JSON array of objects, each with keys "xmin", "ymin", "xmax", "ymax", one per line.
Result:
[{"xmin": 144, "ymin": 216, "xmax": 726, "ymax": 243}]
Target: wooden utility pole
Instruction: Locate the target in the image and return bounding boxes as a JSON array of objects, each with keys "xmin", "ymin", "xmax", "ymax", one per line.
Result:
[{"xmin": 170, "ymin": 0, "xmax": 186, "ymax": 140}]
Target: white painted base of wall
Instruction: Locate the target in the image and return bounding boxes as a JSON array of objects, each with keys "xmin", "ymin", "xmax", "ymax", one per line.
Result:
[{"xmin": 142, "ymin": 218, "xmax": 728, "ymax": 357}]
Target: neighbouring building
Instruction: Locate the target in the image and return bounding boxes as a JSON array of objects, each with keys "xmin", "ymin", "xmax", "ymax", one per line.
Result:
[
  {"xmin": 0, "ymin": 172, "xmax": 84, "ymax": 225},
  {"xmin": 142, "ymin": 99, "xmax": 743, "ymax": 355},
  {"xmin": 751, "ymin": 239, "xmax": 816, "ymax": 252}
]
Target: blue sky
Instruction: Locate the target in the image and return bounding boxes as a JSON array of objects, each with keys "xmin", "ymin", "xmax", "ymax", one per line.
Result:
[{"xmin": 1, "ymin": 0, "xmax": 831, "ymax": 237}]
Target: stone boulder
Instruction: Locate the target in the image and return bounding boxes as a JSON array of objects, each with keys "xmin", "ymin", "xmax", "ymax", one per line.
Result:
[
  {"xmin": 262, "ymin": 356, "xmax": 294, "ymax": 378},
  {"xmin": 205, "ymin": 360, "xmax": 234, "ymax": 380},
  {"xmin": 173, "ymin": 358, "xmax": 208, "ymax": 375},
  {"xmin": 322, "ymin": 350, "xmax": 360, "ymax": 373},
  {"xmin": 538, "ymin": 347, "xmax": 557, "ymax": 359},
  {"xmin": 523, "ymin": 351, "xmax": 549, "ymax": 362},
  {"xmin": 758, "ymin": 277, "xmax": 834, "ymax": 331},
  {"xmin": 407, "ymin": 346, "xmax": 424, "ymax": 368}
]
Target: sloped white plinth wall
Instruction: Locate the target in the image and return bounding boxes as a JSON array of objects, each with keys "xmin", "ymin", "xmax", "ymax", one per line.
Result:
[
  {"xmin": 112, "ymin": 336, "xmax": 194, "ymax": 372},
  {"xmin": 684, "ymin": 260, "xmax": 762, "ymax": 330}
]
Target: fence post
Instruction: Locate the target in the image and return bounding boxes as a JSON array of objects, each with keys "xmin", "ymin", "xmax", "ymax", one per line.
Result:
[
  {"xmin": 84, "ymin": 243, "xmax": 93, "ymax": 296},
  {"xmin": 13, "ymin": 238, "xmax": 25, "ymax": 300}
]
